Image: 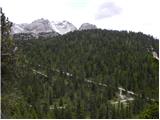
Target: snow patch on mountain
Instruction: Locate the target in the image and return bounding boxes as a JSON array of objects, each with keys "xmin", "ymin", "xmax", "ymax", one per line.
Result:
[
  {"xmin": 51, "ymin": 20, "xmax": 77, "ymax": 34},
  {"xmin": 11, "ymin": 19, "xmax": 97, "ymax": 35},
  {"xmin": 12, "ymin": 19, "xmax": 78, "ymax": 35}
]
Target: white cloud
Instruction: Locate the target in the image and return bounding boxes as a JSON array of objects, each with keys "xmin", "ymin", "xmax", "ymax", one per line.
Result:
[
  {"xmin": 0, "ymin": 0, "xmax": 160, "ymax": 38},
  {"xmin": 95, "ymin": 2, "xmax": 122, "ymax": 20}
]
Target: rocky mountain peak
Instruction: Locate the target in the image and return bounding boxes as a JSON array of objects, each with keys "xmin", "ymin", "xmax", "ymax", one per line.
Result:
[
  {"xmin": 11, "ymin": 19, "xmax": 97, "ymax": 36},
  {"xmin": 79, "ymin": 23, "xmax": 97, "ymax": 30}
]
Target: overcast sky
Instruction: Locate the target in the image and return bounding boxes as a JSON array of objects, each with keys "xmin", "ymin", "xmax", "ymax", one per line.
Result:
[{"xmin": 1, "ymin": 0, "xmax": 160, "ymax": 39}]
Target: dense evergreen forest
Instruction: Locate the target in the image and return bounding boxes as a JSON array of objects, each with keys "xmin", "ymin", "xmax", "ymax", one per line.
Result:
[{"xmin": 1, "ymin": 10, "xmax": 159, "ymax": 119}]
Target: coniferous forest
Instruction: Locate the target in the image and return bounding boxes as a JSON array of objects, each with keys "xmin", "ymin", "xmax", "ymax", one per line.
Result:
[{"xmin": 1, "ymin": 9, "xmax": 159, "ymax": 119}]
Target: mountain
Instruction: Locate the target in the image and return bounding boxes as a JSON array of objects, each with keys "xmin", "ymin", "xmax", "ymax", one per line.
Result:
[
  {"xmin": 11, "ymin": 18, "xmax": 54, "ymax": 34},
  {"xmin": 11, "ymin": 19, "xmax": 97, "ymax": 36},
  {"xmin": 3, "ymin": 28, "xmax": 159, "ymax": 118},
  {"xmin": 11, "ymin": 19, "xmax": 77, "ymax": 35},
  {"xmin": 24, "ymin": 18, "xmax": 53, "ymax": 34},
  {"xmin": 51, "ymin": 20, "xmax": 77, "ymax": 34},
  {"xmin": 11, "ymin": 29, "xmax": 158, "ymax": 119},
  {"xmin": 79, "ymin": 23, "xmax": 97, "ymax": 30},
  {"xmin": 11, "ymin": 23, "xmax": 28, "ymax": 34}
]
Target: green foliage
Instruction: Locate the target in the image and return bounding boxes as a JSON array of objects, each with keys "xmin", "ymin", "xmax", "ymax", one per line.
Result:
[
  {"xmin": 1, "ymin": 8, "xmax": 15, "ymax": 86},
  {"xmin": 1, "ymin": 9, "xmax": 159, "ymax": 118},
  {"xmin": 139, "ymin": 102, "xmax": 159, "ymax": 119}
]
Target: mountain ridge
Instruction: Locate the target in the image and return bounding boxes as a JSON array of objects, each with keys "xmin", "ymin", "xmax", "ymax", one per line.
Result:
[{"xmin": 11, "ymin": 18, "xmax": 97, "ymax": 35}]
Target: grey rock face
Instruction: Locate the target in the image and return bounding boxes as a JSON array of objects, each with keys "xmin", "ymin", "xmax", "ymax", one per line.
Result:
[
  {"xmin": 12, "ymin": 19, "xmax": 77, "ymax": 35},
  {"xmin": 11, "ymin": 19, "xmax": 97, "ymax": 40},
  {"xmin": 79, "ymin": 23, "xmax": 97, "ymax": 30},
  {"xmin": 24, "ymin": 18, "xmax": 53, "ymax": 33}
]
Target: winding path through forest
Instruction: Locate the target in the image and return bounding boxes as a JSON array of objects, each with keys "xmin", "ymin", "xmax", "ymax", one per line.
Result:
[{"xmin": 31, "ymin": 66, "xmax": 155, "ymax": 105}]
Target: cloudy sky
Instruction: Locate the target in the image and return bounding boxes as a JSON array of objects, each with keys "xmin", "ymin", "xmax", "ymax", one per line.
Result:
[{"xmin": 1, "ymin": 0, "xmax": 160, "ymax": 39}]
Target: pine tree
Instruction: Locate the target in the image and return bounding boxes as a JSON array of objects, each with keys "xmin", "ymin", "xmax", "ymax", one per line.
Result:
[
  {"xmin": 1, "ymin": 8, "xmax": 18, "ymax": 118},
  {"xmin": 1, "ymin": 8, "xmax": 15, "ymax": 88}
]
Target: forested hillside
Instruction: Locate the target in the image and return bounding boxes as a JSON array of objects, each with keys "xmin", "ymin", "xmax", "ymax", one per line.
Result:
[{"xmin": 1, "ymin": 10, "xmax": 159, "ymax": 118}]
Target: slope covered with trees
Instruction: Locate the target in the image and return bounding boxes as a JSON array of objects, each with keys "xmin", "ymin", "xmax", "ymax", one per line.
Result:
[{"xmin": 1, "ymin": 10, "xmax": 159, "ymax": 118}]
